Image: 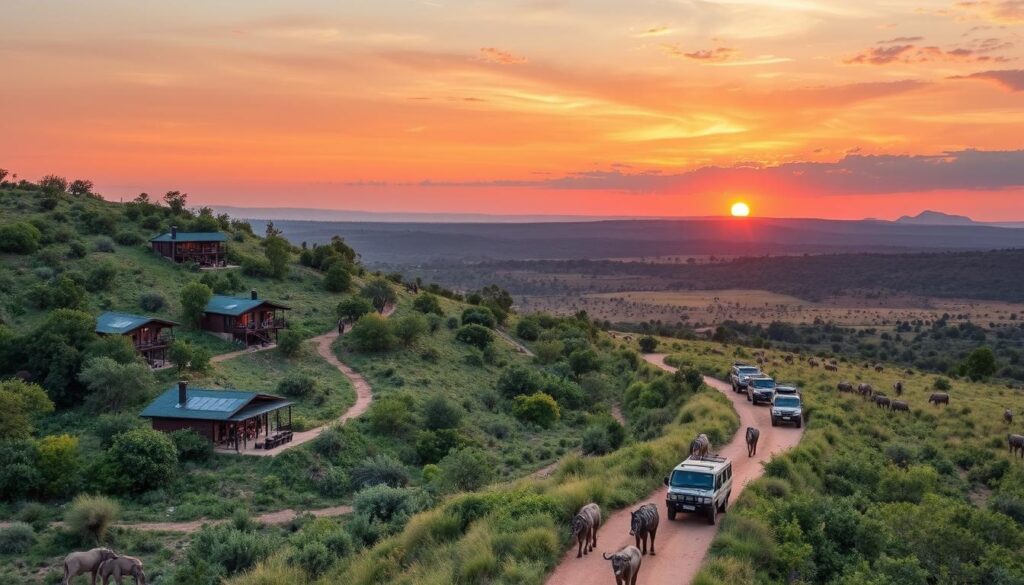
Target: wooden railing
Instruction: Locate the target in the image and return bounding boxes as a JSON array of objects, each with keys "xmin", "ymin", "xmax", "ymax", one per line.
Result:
[
  {"xmin": 234, "ymin": 319, "xmax": 287, "ymax": 331},
  {"xmin": 135, "ymin": 335, "xmax": 174, "ymax": 350}
]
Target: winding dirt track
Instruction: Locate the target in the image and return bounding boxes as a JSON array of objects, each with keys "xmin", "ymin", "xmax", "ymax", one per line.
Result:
[{"xmin": 544, "ymin": 354, "xmax": 803, "ymax": 585}]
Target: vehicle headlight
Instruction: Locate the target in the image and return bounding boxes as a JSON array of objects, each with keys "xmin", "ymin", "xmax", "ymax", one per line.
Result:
[
  {"xmin": 701, "ymin": 497, "xmax": 711, "ymax": 504},
  {"xmin": 772, "ymin": 409, "xmax": 780, "ymax": 416}
]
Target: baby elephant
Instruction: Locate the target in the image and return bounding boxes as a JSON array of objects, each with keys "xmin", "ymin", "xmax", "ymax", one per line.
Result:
[
  {"xmin": 603, "ymin": 545, "xmax": 642, "ymax": 585},
  {"xmin": 97, "ymin": 556, "xmax": 146, "ymax": 585}
]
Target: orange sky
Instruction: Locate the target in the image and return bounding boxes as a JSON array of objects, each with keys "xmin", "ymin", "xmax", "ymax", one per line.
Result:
[{"xmin": 2, "ymin": 1, "xmax": 1024, "ymax": 220}]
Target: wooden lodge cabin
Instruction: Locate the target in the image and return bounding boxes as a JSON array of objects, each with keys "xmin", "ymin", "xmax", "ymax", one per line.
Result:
[
  {"xmin": 150, "ymin": 226, "xmax": 228, "ymax": 267},
  {"xmin": 201, "ymin": 290, "xmax": 289, "ymax": 346},
  {"xmin": 95, "ymin": 311, "xmax": 177, "ymax": 367},
  {"xmin": 141, "ymin": 381, "xmax": 294, "ymax": 452}
]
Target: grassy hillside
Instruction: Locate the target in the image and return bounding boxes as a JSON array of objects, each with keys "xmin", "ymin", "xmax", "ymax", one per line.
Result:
[{"xmin": 653, "ymin": 340, "xmax": 1024, "ymax": 584}]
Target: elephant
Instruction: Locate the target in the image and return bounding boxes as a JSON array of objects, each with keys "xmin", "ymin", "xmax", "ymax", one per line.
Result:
[
  {"xmin": 97, "ymin": 556, "xmax": 146, "ymax": 585},
  {"xmin": 63, "ymin": 548, "xmax": 119, "ymax": 585}
]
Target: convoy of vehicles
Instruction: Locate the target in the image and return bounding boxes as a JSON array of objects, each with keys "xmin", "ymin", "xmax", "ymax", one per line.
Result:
[{"xmin": 729, "ymin": 363, "xmax": 762, "ymax": 392}]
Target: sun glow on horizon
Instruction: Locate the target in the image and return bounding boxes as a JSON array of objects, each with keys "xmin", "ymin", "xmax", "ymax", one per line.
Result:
[{"xmin": 731, "ymin": 202, "xmax": 751, "ymax": 217}]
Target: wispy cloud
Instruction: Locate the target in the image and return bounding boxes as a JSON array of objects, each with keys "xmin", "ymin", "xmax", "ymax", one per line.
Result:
[
  {"xmin": 878, "ymin": 36, "xmax": 924, "ymax": 44},
  {"xmin": 478, "ymin": 47, "xmax": 528, "ymax": 65},
  {"xmin": 951, "ymin": 69, "xmax": 1024, "ymax": 91},
  {"xmin": 956, "ymin": 1, "xmax": 1024, "ymax": 23},
  {"xmin": 662, "ymin": 45, "xmax": 737, "ymax": 62},
  {"xmin": 634, "ymin": 26, "xmax": 673, "ymax": 38},
  {"xmin": 845, "ymin": 39, "xmax": 1012, "ymax": 64}
]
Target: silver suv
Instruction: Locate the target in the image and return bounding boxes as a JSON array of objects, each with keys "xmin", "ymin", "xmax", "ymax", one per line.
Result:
[
  {"xmin": 729, "ymin": 363, "xmax": 762, "ymax": 393},
  {"xmin": 663, "ymin": 455, "xmax": 733, "ymax": 525},
  {"xmin": 771, "ymin": 393, "xmax": 803, "ymax": 428},
  {"xmin": 746, "ymin": 376, "xmax": 777, "ymax": 405}
]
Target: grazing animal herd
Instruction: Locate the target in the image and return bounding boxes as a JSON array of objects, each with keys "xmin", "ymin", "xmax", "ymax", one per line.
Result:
[
  {"xmin": 62, "ymin": 548, "xmax": 146, "ymax": 585},
  {"xmin": 570, "ymin": 501, "xmax": 657, "ymax": 584}
]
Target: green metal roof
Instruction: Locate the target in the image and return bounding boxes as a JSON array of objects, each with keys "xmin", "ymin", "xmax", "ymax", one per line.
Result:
[
  {"xmin": 149, "ymin": 232, "xmax": 228, "ymax": 243},
  {"xmin": 204, "ymin": 295, "xmax": 290, "ymax": 316},
  {"xmin": 95, "ymin": 311, "xmax": 177, "ymax": 335},
  {"xmin": 140, "ymin": 387, "xmax": 292, "ymax": 421}
]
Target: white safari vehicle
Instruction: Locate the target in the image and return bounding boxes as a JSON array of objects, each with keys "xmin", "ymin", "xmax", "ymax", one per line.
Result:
[{"xmin": 663, "ymin": 455, "xmax": 733, "ymax": 525}]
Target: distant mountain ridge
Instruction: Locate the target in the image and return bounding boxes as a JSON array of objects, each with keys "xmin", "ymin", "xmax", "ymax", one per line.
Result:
[{"xmin": 895, "ymin": 210, "xmax": 977, "ymax": 226}]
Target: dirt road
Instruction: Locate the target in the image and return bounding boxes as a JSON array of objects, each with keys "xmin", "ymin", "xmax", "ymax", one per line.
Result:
[{"xmin": 544, "ymin": 353, "xmax": 803, "ymax": 585}]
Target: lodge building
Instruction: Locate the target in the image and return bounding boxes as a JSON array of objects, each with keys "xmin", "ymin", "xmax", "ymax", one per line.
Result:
[
  {"xmin": 95, "ymin": 311, "xmax": 177, "ymax": 368},
  {"xmin": 201, "ymin": 291, "xmax": 289, "ymax": 347},
  {"xmin": 150, "ymin": 226, "xmax": 227, "ymax": 267}
]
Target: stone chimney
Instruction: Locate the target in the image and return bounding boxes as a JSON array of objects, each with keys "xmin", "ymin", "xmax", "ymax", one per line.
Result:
[
  {"xmin": 178, "ymin": 380, "xmax": 188, "ymax": 406},
  {"xmin": 171, "ymin": 225, "xmax": 178, "ymax": 240},
  {"xmin": 251, "ymin": 289, "xmax": 258, "ymax": 300}
]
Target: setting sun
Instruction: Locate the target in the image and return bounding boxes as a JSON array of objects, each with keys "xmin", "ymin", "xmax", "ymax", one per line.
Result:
[{"xmin": 731, "ymin": 202, "xmax": 751, "ymax": 217}]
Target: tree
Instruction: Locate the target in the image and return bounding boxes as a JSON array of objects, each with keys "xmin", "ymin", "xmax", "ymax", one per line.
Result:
[
  {"xmin": 0, "ymin": 168, "xmax": 8, "ymax": 183},
  {"xmin": 264, "ymin": 235, "xmax": 291, "ymax": 279},
  {"xmin": 0, "ymin": 379, "xmax": 54, "ymax": 440},
  {"xmin": 68, "ymin": 179, "xmax": 94, "ymax": 197},
  {"xmin": 323, "ymin": 263, "xmax": 352, "ymax": 293},
  {"xmin": 461, "ymin": 306, "xmax": 496, "ymax": 328},
  {"xmin": 21, "ymin": 309, "xmax": 96, "ymax": 405},
  {"xmin": 180, "ymin": 281, "xmax": 212, "ymax": 328},
  {"xmin": 37, "ymin": 434, "xmax": 81, "ymax": 498},
  {"xmin": 367, "ymin": 396, "xmax": 416, "ymax": 436},
  {"xmin": 393, "ymin": 314, "xmax": 427, "ymax": 346},
  {"xmin": 421, "ymin": 395, "xmax": 463, "ymax": 430},
  {"xmin": 455, "ymin": 324, "xmax": 493, "ymax": 349},
  {"xmin": 169, "ymin": 340, "xmax": 194, "ymax": 372},
  {"xmin": 0, "ymin": 222, "xmax": 42, "ymax": 254},
  {"xmin": 348, "ymin": 313, "xmax": 395, "ymax": 352},
  {"xmin": 963, "ymin": 347, "xmax": 998, "ymax": 381},
  {"xmin": 497, "ymin": 365, "xmax": 543, "ymax": 399},
  {"xmin": 277, "ymin": 330, "xmax": 303, "ymax": 357},
  {"xmin": 163, "ymin": 190, "xmax": 188, "ymax": 215},
  {"xmin": 336, "ymin": 297, "xmax": 374, "ymax": 323},
  {"xmin": 515, "ymin": 318, "xmax": 541, "ymax": 341},
  {"xmin": 78, "ymin": 357, "xmax": 154, "ymax": 413},
  {"xmin": 638, "ymin": 336, "xmax": 659, "ymax": 353},
  {"xmin": 511, "ymin": 392, "xmax": 560, "ymax": 428},
  {"xmin": 568, "ymin": 348, "xmax": 601, "ymax": 377},
  {"xmin": 437, "ymin": 447, "xmax": 496, "ymax": 492},
  {"xmin": 361, "ymin": 278, "xmax": 397, "ymax": 313},
  {"xmin": 534, "ymin": 339, "xmax": 565, "ymax": 364},
  {"xmin": 412, "ymin": 293, "xmax": 443, "ymax": 316},
  {"xmin": 39, "ymin": 175, "xmax": 68, "ymax": 194},
  {"xmin": 105, "ymin": 428, "xmax": 177, "ymax": 493}
]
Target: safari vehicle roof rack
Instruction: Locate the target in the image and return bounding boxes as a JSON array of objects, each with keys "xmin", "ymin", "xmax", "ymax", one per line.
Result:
[
  {"xmin": 683, "ymin": 454, "xmax": 728, "ymax": 465},
  {"xmin": 732, "ymin": 361, "xmax": 754, "ymax": 367}
]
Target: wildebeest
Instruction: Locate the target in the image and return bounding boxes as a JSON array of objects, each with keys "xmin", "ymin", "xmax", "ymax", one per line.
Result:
[
  {"xmin": 742, "ymin": 428, "xmax": 761, "ymax": 460},
  {"xmin": 824, "ymin": 363, "xmax": 839, "ymax": 372},
  {"xmin": 890, "ymin": 400, "xmax": 909, "ymax": 413},
  {"xmin": 893, "ymin": 381, "xmax": 903, "ymax": 397},
  {"xmin": 928, "ymin": 392, "xmax": 950, "ymax": 406},
  {"xmin": 874, "ymin": 395, "xmax": 891, "ymax": 409},
  {"xmin": 629, "ymin": 503, "xmax": 659, "ymax": 556},
  {"xmin": 874, "ymin": 363, "xmax": 884, "ymax": 373},
  {"xmin": 603, "ymin": 545, "xmax": 642, "ymax": 585},
  {"xmin": 858, "ymin": 383, "xmax": 874, "ymax": 398},
  {"xmin": 837, "ymin": 381, "xmax": 854, "ymax": 393},
  {"xmin": 808, "ymin": 358, "xmax": 820, "ymax": 368},
  {"xmin": 1009, "ymin": 434, "xmax": 1024, "ymax": 458},
  {"xmin": 690, "ymin": 433, "xmax": 710, "ymax": 459},
  {"xmin": 1005, "ymin": 409, "xmax": 1014, "ymax": 425},
  {"xmin": 571, "ymin": 503, "xmax": 601, "ymax": 558},
  {"xmin": 784, "ymin": 355, "xmax": 794, "ymax": 364}
]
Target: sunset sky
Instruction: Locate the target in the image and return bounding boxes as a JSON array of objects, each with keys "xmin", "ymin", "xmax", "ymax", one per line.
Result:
[{"xmin": 3, "ymin": 0, "xmax": 1024, "ymax": 219}]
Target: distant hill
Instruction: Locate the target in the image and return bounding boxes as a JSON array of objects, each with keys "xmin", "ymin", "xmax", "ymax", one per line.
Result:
[{"xmin": 895, "ymin": 210, "xmax": 977, "ymax": 226}]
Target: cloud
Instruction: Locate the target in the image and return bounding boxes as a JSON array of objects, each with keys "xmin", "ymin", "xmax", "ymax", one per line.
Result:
[
  {"xmin": 409, "ymin": 149, "xmax": 1024, "ymax": 195},
  {"xmin": 478, "ymin": 47, "xmax": 528, "ymax": 65},
  {"xmin": 634, "ymin": 26, "xmax": 672, "ymax": 38},
  {"xmin": 956, "ymin": 1, "xmax": 1024, "ymax": 23},
  {"xmin": 662, "ymin": 45, "xmax": 737, "ymax": 62},
  {"xmin": 845, "ymin": 40, "xmax": 1011, "ymax": 64},
  {"xmin": 878, "ymin": 36, "xmax": 925, "ymax": 44},
  {"xmin": 951, "ymin": 69, "xmax": 1024, "ymax": 90}
]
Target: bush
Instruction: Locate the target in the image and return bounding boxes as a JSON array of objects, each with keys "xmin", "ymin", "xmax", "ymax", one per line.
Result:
[
  {"xmin": 412, "ymin": 293, "xmax": 443, "ymax": 315},
  {"xmin": 180, "ymin": 281, "xmax": 213, "ymax": 328},
  {"xmin": 934, "ymin": 377, "xmax": 952, "ymax": 391},
  {"xmin": 461, "ymin": 307, "xmax": 496, "ymax": 328},
  {"xmin": 276, "ymin": 329, "xmax": 303, "ymax": 357},
  {"xmin": 105, "ymin": 428, "xmax": 178, "ymax": 493},
  {"xmin": 170, "ymin": 429, "xmax": 213, "ymax": 462},
  {"xmin": 367, "ymin": 396, "xmax": 416, "ymax": 436},
  {"xmin": 94, "ymin": 236, "xmax": 115, "ymax": 253},
  {"xmin": 65, "ymin": 495, "xmax": 120, "ymax": 544},
  {"xmin": 393, "ymin": 314, "xmax": 427, "ymax": 346},
  {"xmin": 422, "ymin": 395, "xmax": 463, "ymax": 430},
  {"xmin": 581, "ymin": 425, "xmax": 613, "ymax": 455},
  {"xmin": 438, "ymin": 447, "xmax": 497, "ymax": 492},
  {"xmin": 0, "ymin": 222, "xmax": 42, "ymax": 254},
  {"xmin": 336, "ymin": 296, "xmax": 374, "ymax": 323},
  {"xmin": 114, "ymin": 231, "xmax": 144, "ymax": 246},
  {"xmin": 68, "ymin": 240, "xmax": 88, "ymax": 258},
  {"xmin": 92, "ymin": 413, "xmax": 146, "ymax": 448},
  {"xmin": 348, "ymin": 313, "xmax": 396, "ymax": 352},
  {"xmin": 323, "ymin": 263, "xmax": 352, "ymax": 293},
  {"xmin": 446, "ymin": 316, "xmax": 459, "ymax": 330},
  {"xmin": 511, "ymin": 393, "xmax": 560, "ymax": 428},
  {"xmin": 37, "ymin": 434, "xmax": 81, "ymax": 498},
  {"xmin": 568, "ymin": 348, "xmax": 601, "ymax": 376},
  {"xmin": 0, "ymin": 522, "xmax": 35, "ymax": 554},
  {"xmin": 415, "ymin": 428, "xmax": 462, "ymax": 464},
  {"xmin": 455, "ymin": 324, "xmax": 493, "ymax": 349},
  {"xmin": 181, "ymin": 523, "xmax": 282, "ymax": 581},
  {"xmin": 351, "ymin": 454, "xmax": 410, "ymax": 488},
  {"xmin": 638, "ymin": 336, "xmax": 659, "ymax": 353},
  {"xmin": 515, "ymin": 318, "xmax": 541, "ymax": 341},
  {"xmin": 138, "ymin": 291, "xmax": 167, "ymax": 312},
  {"xmin": 278, "ymin": 374, "xmax": 316, "ymax": 398},
  {"xmin": 496, "ymin": 365, "xmax": 542, "ymax": 399},
  {"xmin": 360, "ymin": 278, "xmax": 397, "ymax": 313}
]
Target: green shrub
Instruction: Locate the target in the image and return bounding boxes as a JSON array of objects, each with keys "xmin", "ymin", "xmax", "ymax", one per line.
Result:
[
  {"xmin": 412, "ymin": 293, "xmax": 443, "ymax": 315},
  {"xmin": 0, "ymin": 522, "xmax": 35, "ymax": 554},
  {"xmin": 36, "ymin": 434, "xmax": 81, "ymax": 498},
  {"xmin": 446, "ymin": 316, "xmax": 459, "ymax": 330},
  {"xmin": 138, "ymin": 291, "xmax": 167, "ymax": 312},
  {"xmin": 336, "ymin": 297, "xmax": 374, "ymax": 323},
  {"xmin": 170, "ymin": 429, "xmax": 213, "ymax": 462},
  {"xmin": 511, "ymin": 392, "xmax": 560, "ymax": 428},
  {"xmin": 114, "ymin": 231, "xmax": 144, "ymax": 246},
  {"xmin": 278, "ymin": 374, "xmax": 316, "ymax": 398},
  {"xmin": 323, "ymin": 263, "xmax": 352, "ymax": 293},
  {"xmin": 438, "ymin": 447, "xmax": 497, "ymax": 492},
  {"xmin": 180, "ymin": 281, "xmax": 213, "ymax": 328},
  {"xmin": 349, "ymin": 313, "xmax": 395, "ymax": 352},
  {"xmin": 65, "ymin": 494, "xmax": 120, "ymax": 544},
  {"xmin": 638, "ymin": 336, "xmax": 659, "ymax": 353},
  {"xmin": 179, "ymin": 523, "xmax": 282, "ymax": 582},
  {"xmin": 461, "ymin": 307, "xmax": 496, "ymax": 328},
  {"xmin": 515, "ymin": 318, "xmax": 541, "ymax": 341},
  {"xmin": 105, "ymin": 428, "xmax": 178, "ymax": 493},
  {"xmin": 94, "ymin": 236, "xmax": 115, "ymax": 253},
  {"xmin": 0, "ymin": 222, "xmax": 42, "ymax": 254},
  {"xmin": 415, "ymin": 428, "xmax": 462, "ymax": 464},
  {"xmin": 91, "ymin": 413, "xmax": 146, "ymax": 448},
  {"xmin": 68, "ymin": 240, "xmax": 88, "ymax": 258},
  {"xmin": 456, "ymin": 324, "xmax": 493, "ymax": 349},
  {"xmin": 277, "ymin": 329, "xmax": 303, "ymax": 357},
  {"xmin": 496, "ymin": 365, "xmax": 542, "ymax": 399},
  {"xmin": 393, "ymin": 314, "xmax": 427, "ymax": 346},
  {"xmin": 351, "ymin": 454, "xmax": 410, "ymax": 488},
  {"xmin": 367, "ymin": 396, "xmax": 416, "ymax": 436},
  {"xmin": 422, "ymin": 395, "xmax": 463, "ymax": 430}
]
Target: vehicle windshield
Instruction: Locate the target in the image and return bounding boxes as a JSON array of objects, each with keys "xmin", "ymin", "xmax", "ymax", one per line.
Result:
[
  {"xmin": 751, "ymin": 378, "xmax": 775, "ymax": 388},
  {"xmin": 776, "ymin": 387, "xmax": 797, "ymax": 394},
  {"xmin": 670, "ymin": 470, "xmax": 714, "ymax": 490},
  {"xmin": 775, "ymin": 397, "xmax": 801, "ymax": 408},
  {"xmin": 738, "ymin": 367, "xmax": 760, "ymax": 375}
]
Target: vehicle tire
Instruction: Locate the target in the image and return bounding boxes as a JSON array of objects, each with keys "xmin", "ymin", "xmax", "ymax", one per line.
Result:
[
  {"xmin": 747, "ymin": 394, "xmax": 752, "ymax": 402},
  {"xmin": 771, "ymin": 417, "xmax": 778, "ymax": 427},
  {"xmin": 707, "ymin": 504, "xmax": 717, "ymax": 525},
  {"xmin": 718, "ymin": 494, "xmax": 729, "ymax": 513},
  {"xmin": 667, "ymin": 508, "xmax": 677, "ymax": 521},
  {"xmin": 796, "ymin": 418, "xmax": 802, "ymax": 429}
]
